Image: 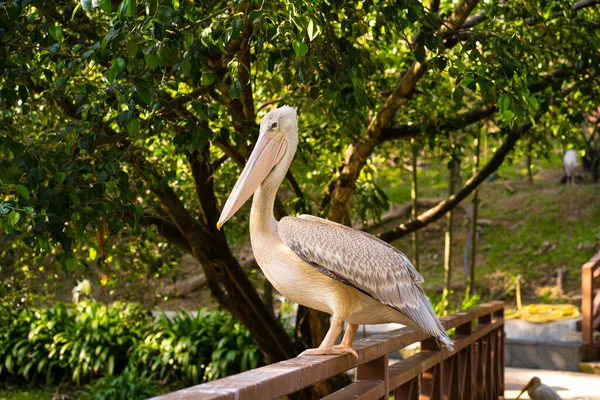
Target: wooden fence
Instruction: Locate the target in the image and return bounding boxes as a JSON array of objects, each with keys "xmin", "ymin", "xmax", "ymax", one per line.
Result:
[
  {"xmin": 582, "ymin": 251, "xmax": 600, "ymax": 361},
  {"xmin": 154, "ymin": 301, "xmax": 504, "ymax": 400}
]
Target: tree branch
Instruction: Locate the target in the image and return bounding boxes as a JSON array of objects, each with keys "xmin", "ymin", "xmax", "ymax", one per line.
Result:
[
  {"xmin": 139, "ymin": 214, "xmax": 192, "ymax": 254},
  {"xmin": 460, "ymin": 0, "xmax": 599, "ymax": 30},
  {"xmin": 380, "ymin": 105, "xmax": 497, "ymax": 142},
  {"xmin": 377, "ymin": 121, "xmax": 533, "ymax": 243},
  {"xmin": 377, "ymin": 71, "xmax": 598, "ymax": 243},
  {"xmin": 379, "ymin": 63, "xmax": 577, "ymax": 143},
  {"xmin": 324, "ymin": 0, "xmax": 480, "ymax": 223},
  {"xmin": 187, "ymin": 145, "xmax": 221, "ymax": 231},
  {"xmin": 169, "ymin": 87, "xmax": 212, "ymax": 109}
]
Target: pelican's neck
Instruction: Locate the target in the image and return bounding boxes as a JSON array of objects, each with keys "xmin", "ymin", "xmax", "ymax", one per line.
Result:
[{"xmin": 250, "ymin": 140, "xmax": 296, "ymax": 234}]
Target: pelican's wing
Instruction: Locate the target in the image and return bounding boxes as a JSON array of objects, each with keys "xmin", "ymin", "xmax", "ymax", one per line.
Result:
[{"xmin": 279, "ymin": 214, "xmax": 453, "ymax": 349}]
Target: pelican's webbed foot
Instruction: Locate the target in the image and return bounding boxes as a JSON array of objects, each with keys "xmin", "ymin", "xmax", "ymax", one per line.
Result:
[{"xmin": 299, "ymin": 346, "xmax": 359, "ymax": 359}]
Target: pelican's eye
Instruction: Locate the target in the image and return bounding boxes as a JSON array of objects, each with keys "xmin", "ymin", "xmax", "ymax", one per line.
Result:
[{"xmin": 270, "ymin": 121, "xmax": 278, "ymax": 130}]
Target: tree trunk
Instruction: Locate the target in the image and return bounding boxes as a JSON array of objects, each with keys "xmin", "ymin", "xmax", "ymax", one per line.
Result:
[
  {"xmin": 263, "ymin": 279, "xmax": 274, "ymax": 316},
  {"xmin": 132, "ymin": 151, "xmax": 296, "ymax": 364},
  {"xmin": 411, "ymin": 139, "xmax": 420, "ymax": 271},
  {"xmin": 442, "ymin": 153, "xmax": 458, "ymax": 313},
  {"xmin": 467, "ymin": 130, "xmax": 481, "ymax": 296},
  {"xmin": 527, "ymin": 141, "xmax": 533, "ymax": 184}
]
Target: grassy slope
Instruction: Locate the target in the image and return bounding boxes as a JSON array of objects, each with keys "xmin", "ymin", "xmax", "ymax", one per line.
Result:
[{"xmin": 377, "ymin": 154, "xmax": 599, "ymax": 307}]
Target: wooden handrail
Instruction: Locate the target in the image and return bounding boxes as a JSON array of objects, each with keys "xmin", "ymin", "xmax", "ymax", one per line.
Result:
[
  {"xmin": 582, "ymin": 251, "xmax": 600, "ymax": 362},
  {"xmin": 153, "ymin": 301, "xmax": 504, "ymax": 400}
]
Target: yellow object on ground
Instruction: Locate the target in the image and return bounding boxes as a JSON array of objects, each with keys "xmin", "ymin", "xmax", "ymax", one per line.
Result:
[
  {"xmin": 505, "ymin": 276, "xmax": 580, "ymax": 322},
  {"xmin": 506, "ymin": 304, "xmax": 581, "ymax": 322}
]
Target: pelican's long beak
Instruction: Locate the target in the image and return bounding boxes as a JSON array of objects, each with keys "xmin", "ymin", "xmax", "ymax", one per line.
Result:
[{"xmin": 217, "ymin": 133, "xmax": 287, "ymax": 229}]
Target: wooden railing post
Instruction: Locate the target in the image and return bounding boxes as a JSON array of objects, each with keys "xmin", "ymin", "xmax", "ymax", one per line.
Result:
[
  {"xmin": 356, "ymin": 354, "xmax": 389, "ymax": 400},
  {"xmin": 582, "ymin": 259, "xmax": 594, "ymax": 361},
  {"xmin": 455, "ymin": 320, "xmax": 474, "ymax": 400},
  {"xmin": 395, "ymin": 376, "xmax": 419, "ymax": 400},
  {"xmin": 495, "ymin": 308, "xmax": 505, "ymax": 398},
  {"xmin": 420, "ymin": 338, "xmax": 443, "ymax": 400}
]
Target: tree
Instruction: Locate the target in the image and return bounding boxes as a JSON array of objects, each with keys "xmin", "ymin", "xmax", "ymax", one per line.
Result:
[{"xmin": 1, "ymin": 0, "xmax": 599, "ymax": 368}]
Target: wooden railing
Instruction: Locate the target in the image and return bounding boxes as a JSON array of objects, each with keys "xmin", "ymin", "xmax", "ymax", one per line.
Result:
[
  {"xmin": 582, "ymin": 251, "xmax": 600, "ymax": 361},
  {"xmin": 154, "ymin": 301, "xmax": 504, "ymax": 400}
]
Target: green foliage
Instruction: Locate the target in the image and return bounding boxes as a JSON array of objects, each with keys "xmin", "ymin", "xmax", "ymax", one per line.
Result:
[
  {"xmin": 134, "ymin": 310, "xmax": 263, "ymax": 385},
  {"xmin": 0, "ymin": 299, "xmax": 263, "ymax": 387},
  {"xmin": 79, "ymin": 366, "xmax": 159, "ymax": 400},
  {"xmin": 0, "ymin": 300, "xmax": 149, "ymax": 384}
]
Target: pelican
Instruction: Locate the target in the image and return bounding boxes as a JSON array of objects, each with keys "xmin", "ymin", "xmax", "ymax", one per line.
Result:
[
  {"xmin": 217, "ymin": 106, "xmax": 453, "ymax": 357},
  {"xmin": 516, "ymin": 377, "xmax": 561, "ymax": 400}
]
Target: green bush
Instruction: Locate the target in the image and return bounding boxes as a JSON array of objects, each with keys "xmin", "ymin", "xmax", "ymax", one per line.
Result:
[
  {"xmin": 0, "ymin": 301, "xmax": 151, "ymax": 384},
  {"xmin": 79, "ymin": 366, "xmax": 159, "ymax": 400},
  {"xmin": 0, "ymin": 299, "xmax": 263, "ymax": 388},
  {"xmin": 134, "ymin": 310, "xmax": 264, "ymax": 385}
]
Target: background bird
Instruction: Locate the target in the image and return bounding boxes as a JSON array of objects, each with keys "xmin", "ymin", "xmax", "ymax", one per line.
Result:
[
  {"xmin": 217, "ymin": 106, "xmax": 453, "ymax": 357},
  {"xmin": 516, "ymin": 376, "xmax": 561, "ymax": 400},
  {"xmin": 563, "ymin": 149, "xmax": 577, "ymax": 186}
]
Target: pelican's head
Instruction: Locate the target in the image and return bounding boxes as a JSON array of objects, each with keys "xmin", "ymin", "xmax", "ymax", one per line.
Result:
[
  {"xmin": 217, "ymin": 106, "xmax": 298, "ymax": 229},
  {"xmin": 516, "ymin": 377, "xmax": 542, "ymax": 400}
]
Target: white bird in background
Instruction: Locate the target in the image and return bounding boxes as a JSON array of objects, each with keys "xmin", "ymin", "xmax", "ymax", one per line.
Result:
[
  {"xmin": 516, "ymin": 376, "xmax": 561, "ymax": 400},
  {"xmin": 216, "ymin": 106, "xmax": 453, "ymax": 357},
  {"xmin": 563, "ymin": 149, "xmax": 577, "ymax": 186}
]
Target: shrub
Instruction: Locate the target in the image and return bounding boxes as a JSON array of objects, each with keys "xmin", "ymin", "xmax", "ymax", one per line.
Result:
[
  {"xmin": 134, "ymin": 310, "xmax": 264, "ymax": 385},
  {"xmin": 0, "ymin": 301, "xmax": 152, "ymax": 384},
  {"xmin": 0, "ymin": 299, "xmax": 263, "ymax": 388},
  {"xmin": 79, "ymin": 366, "xmax": 159, "ymax": 400}
]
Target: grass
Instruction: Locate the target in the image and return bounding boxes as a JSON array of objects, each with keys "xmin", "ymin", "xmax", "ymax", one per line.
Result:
[
  {"xmin": 376, "ymin": 151, "xmax": 599, "ymax": 307},
  {"xmin": 0, "ymin": 387, "xmax": 64, "ymax": 400}
]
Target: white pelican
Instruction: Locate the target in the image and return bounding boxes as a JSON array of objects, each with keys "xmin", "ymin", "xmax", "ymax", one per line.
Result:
[
  {"xmin": 516, "ymin": 377, "xmax": 561, "ymax": 400},
  {"xmin": 217, "ymin": 106, "xmax": 453, "ymax": 357}
]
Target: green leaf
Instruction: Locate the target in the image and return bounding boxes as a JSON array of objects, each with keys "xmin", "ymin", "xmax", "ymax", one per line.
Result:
[
  {"xmin": 56, "ymin": 172, "xmax": 66, "ymax": 185},
  {"xmin": 98, "ymin": 0, "xmax": 111, "ymax": 12},
  {"xmin": 183, "ymin": 32, "xmax": 195, "ymax": 50},
  {"xmin": 453, "ymin": 86, "xmax": 464, "ymax": 103},
  {"xmin": 202, "ymin": 73, "xmax": 216, "ymax": 87},
  {"xmin": 228, "ymin": 81, "xmax": 243, "ymax": 100},
  {"xmin": 157, "ymin": 45, "xmax": 177, "ymax": 67},
  {"xmin": 8, "ymin": 211, "xmax": 20, "ymax": 226},
  {"xmin": 292, "ymin": 40, "xmax": 309, "ymax": 57},
  {"xmin": 105, "ymin": 66, "xmax": 118, "ymax": 83},
  {"xmin": 126, "ymin": 118, "xmax": 141, "ymax": 136},
  {"xmin": 307, "ymin": 19, "xmax": 320, "ymax": 41},
  {"xmin": 181, "ymin": 60, "xmax": 192, "ymax": 75},
  {"xmin": 119, "ymin": 0, "xmax": 136, "ymax": 18},
  {"xmin": 72, "ymin": 3, "xmax": 82, "ymax": 20},
  {"xmin": 16, "ymin": 184, "xmax": 29, "ymax": 201},
  {"xmin": 498, "ymin": 95, "xmax": 511, "ymax": 113},
  {"xmin": 80, "ymin": 0, "xmax": 92, "ymax": 10},
  {"xmin": 127, "ymin": 40, "xmax": 139, "ymax": 57},
  {"xmin": 414, "ymin": 45, "xmax": 425, "ymax": 63},
  {"xmin": 502, "ymin": 109, "xmax": 515, "ymax": 122},
  {"xmin": 112, "ymin": 57, "xmax": 126, "ymax": 73},
  {"xmin": 137, "ymin": 90, "xmax": 152, "ymax": 105},
  {"xmin": 48, "ymin": 26, "xmax": 64, "ymax": 44},
  {"xmin": 69, "ymin": 192, "xmax": 81, "ymax": 205},
  {"xmin": 146, "ymin": 0, "xmax": 158, "ymax": 15},
  {"xmin": 65, "ymin": 257, "xmax": 78, "ymax": 272},
  {"xmin": 145, "ymin": 54, "xmax": 159, "ymax": 70}
]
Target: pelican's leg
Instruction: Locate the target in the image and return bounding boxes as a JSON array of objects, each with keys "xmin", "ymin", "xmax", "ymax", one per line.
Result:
[
  {"xmin": 331, "ymin": 323, "xmax": 359, "ymax": 358},
  {"xmin": 300, "ymin": 316, "xmax": 357, "ymax": 358}
]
